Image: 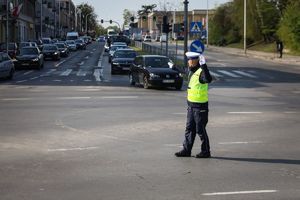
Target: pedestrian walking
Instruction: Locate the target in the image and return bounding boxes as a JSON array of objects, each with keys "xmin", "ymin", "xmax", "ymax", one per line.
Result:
[
  {"xmin": 175, "ymin": 52, "xmax": 212, "ymax": 158},
  {"xmin": 276, "ymin": 40, "xmax": 284, "ymax": 58}
]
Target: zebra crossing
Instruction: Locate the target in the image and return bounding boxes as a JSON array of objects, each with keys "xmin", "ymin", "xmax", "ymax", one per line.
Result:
[{"xmin": 13, "ymin": 68, "xmax": 260, "ymax": 83}]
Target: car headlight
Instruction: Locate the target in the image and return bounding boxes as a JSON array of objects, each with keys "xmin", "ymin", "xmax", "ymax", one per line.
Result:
[
  {"xmin": 112, "ymin": 62, "xmax": 119, "ymax": 65},
  {"xmin": 32, "ymin": 58, "xmax": 39, "ymax": 62},
  {"xmin": 54, "ymin": 52, "xmax": 58, "ymax": 55},
  {"xmin": 150, "ymin": 73, "xmax": 160, "ymax": 78},
  {"xmin": 179, "ymin": 73, "xmax": 184, "ymax": 77}
]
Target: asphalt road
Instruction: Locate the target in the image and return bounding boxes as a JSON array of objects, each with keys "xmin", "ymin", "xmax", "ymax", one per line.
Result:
[{"xmin": 0, "ymin": 41, "xmax": 299, "ymax": 200}]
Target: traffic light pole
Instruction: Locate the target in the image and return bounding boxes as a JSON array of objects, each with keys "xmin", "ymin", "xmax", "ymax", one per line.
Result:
[{"xmin": 183, "ymin": 0, "xmax": 189, "ymax": 68}]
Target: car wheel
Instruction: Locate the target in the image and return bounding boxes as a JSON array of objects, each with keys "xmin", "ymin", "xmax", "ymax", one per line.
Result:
[
  {"xmin": 143, "ymin": 76, "xmax": 149, "ymax": 89},
  {"xmin": 175, "ymin": 84, "xmax": 182, "ymax": 90},
  {"xmin": 129, "ymin": 73, "xmax": 135, "ymax": 86},
  {"xmin": 7, "ymin": 68, "xmax": 14, "ymax": 80}
]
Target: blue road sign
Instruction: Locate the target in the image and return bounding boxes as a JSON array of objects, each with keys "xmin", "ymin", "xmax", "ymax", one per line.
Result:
[
  {"xmin": 190, "ymin": 22, "xmax": 202, "ymax": 33},
  {"xmin": 190, "ymin": 40, "xmax": 205, "ymax": 54}
]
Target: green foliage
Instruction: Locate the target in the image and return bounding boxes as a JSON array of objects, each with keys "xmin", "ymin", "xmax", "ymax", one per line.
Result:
[{"xmin": 277, "ymin": 1, "xmax": 300, "ymax": 51}]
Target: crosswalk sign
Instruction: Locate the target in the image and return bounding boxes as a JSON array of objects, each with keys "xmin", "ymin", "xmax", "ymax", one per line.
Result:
[{"xmin": 190, "ymin": 22, "xmax": 202, "ymax": 33}]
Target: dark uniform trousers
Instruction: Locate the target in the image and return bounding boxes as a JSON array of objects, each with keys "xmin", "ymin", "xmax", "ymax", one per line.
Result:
[{"xmin": 183, "ymin": 106, "xmax": 210, "ymax": 154}]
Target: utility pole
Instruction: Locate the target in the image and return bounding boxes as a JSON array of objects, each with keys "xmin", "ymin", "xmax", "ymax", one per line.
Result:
[
  {"xmin": 6, "ymin": 0, "xmax": 9, "ymax": 53},
  {"xmin": 85, "ymin": 13, "xmax": 92, "ymax": 35},
  {"xmin": 183, "ymin": 0, "xmax": 189, "ymax": 67},
  {"xmin": 244, "ymin": 0, "xmax": 247, "ymax": 54},
  {"xmin": 40, "ymin": 0, "xmax": 43, "ymax": 39}
]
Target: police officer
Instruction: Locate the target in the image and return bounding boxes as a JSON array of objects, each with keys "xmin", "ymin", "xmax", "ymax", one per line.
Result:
[{"xmin": 175, "ymin": 52, "xmax": 212, "ymax": 158}]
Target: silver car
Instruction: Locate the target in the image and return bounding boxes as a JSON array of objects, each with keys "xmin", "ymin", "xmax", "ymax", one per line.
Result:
[{"xmin": 0, "ymin": 52, "xmax": 14, "ymax": 80}]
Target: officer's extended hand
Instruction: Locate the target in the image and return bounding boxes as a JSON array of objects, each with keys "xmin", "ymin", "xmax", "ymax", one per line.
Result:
[{"xmin": 199, "ymin": 55, "xmax": 206, "ymax": 65}]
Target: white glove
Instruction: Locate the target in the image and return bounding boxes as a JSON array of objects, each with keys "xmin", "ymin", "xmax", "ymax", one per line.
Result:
[{"xmin": 199, "ymin": 55, "xmax": 206, "ymax": 65}]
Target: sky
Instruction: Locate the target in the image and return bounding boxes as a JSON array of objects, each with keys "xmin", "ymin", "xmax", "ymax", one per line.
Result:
[{"xmin": 73, "ymin": 0, "xmax": 231, "ymax": 28}]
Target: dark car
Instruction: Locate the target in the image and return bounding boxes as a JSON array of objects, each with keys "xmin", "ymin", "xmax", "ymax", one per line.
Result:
[
  {"xmin": 75, "ymin": 39, "xmax": 86, "ymax": 50},
  {"xmin": 42, "ymin": 44, "xmax": 60, "ymax": 60},
  {"xmin": 29, "ymin": 39, "xmax": 43, "ymax": 50},
  {"xmin": 108, "ymin": 35, "xmax": 131, "ymax": 46},
  {"xmin": 111, "ymin": 49, "xmax": 137, "ymax": 74},
  {"xmin": 129, "ymin": 55, "xmax": 183, "ymax": 90},
  {"xmin": 0, "ymin": 42, "xmax": 18, "ymax": 59},
  {"xmin": 0, "ymin": 52, "xmax": 14, "ymax": 80},
  {"xmin": 15, "ymin": 47, "xmax": 44, "ymax": 70},
  {"xmin": 55, "ymin": 43, "xmax": 69, "ymax": 57}
]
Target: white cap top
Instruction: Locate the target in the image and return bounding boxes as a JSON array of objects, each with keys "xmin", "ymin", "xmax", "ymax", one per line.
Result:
[{"xmin": 185, "ymin": 52, "xmax": 201, "ymax": 59}]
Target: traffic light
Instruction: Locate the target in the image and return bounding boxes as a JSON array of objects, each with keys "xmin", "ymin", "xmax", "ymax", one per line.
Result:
[
  {"xmin": 100, "ymin": 19, "xmax": 104, "ymax": 23},
  {"xmin": 153, "ymin": 16, "xmax": 156, "ymax": 22},
  {"xmin": 180, "ymin": 23, "xmax": 184, "ymax": 32},
  {"xmin": 162, "ymin": 16, "xmax": 169, "ymax": 33},
  {"xmin": 109, "ymin": 20, "xmax": 112, "ymax": 24}
]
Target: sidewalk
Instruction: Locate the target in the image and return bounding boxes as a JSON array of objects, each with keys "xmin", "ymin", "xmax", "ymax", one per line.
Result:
[{"xmin": 207, "ymin": 46, "xmax": 300, "ymax": 66}]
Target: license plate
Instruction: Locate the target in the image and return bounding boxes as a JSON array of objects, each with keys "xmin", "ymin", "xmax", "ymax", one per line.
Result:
[
  {"xmin": 163, "ymin": 79, "xmax": 175, "ymax": 83},
  {"xmin": 22, "ymin": 63, "xmax": 29, "ymax": 66},
  {"xmin": 122, "ymin": 67, "xmax": 130, "ymax": 70}
]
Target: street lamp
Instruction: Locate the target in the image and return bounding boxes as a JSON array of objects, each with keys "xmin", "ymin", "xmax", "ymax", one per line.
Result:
[
  {"xmin": 183, "ymin": 0, "xmax": 189, "ymax": 68},
  {"xmin": 85, "ymin": 13, "xmax": 92, "ymax": 34},
  {"xmin": 244, "ymin": 0, "xmax": 247, "ymax": 54}
]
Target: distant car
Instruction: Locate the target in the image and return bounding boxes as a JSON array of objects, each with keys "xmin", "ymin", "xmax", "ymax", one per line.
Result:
[
  {"xmin": 111, "ymin": 42, "xmax": 127, "ymax": 46},
  {"xmin": 129, "ymin": 55, "xmax": 183, "ymax": 90},
  {"xmin": 65, "ymin": 40, "xmax": 77, "ymax": 51},
  {"xmin": 155, "ymin": 36, "xmax": 160, "ymax": 42},
  {"xmin": 144, "ymin": 35, "xmax": 152, "ymax": 42},
  {"xmin": 29, "ymin": 39, "xmax": 43, "ymax": 50},
  {"xmin": 55, "ymin": 43, "xmax": 69, "ymax": 57},
  {"xmin": 0, "ymin": 52, "xmax": 14, "ymax": 79},
  {"xmin": 19, "ymin": 42, "xmax": 36, "ymax": 49},
  {"xmin": 97, "ymin": 36, "xmax": 106, "ymax": 42},
  {"xmin": 160, "ymin": 34, "xmax": 167, "ymax": 43},
  {"xmin": 15, "ymin": 47, "xmax": 44, "ymax": 70},
  {"xmin": 42, "ymin": 38, "xmax": 52, "ymax": 45},
  {"xmin": 42, "ymin": 44, "xmax": 60, "ymax": 60},
  {"xmin": 0, "ymin": 42, "xmax": 18, "ymax": 58},
  {"xmin": 75, "ymin": 39, "xmax": 86, "ymax": 50},
  {"xmin": 111, "ymin": 49, "xmax": 137, "ymax": 74},
  {"xmin": 108, "ymin": 44, "xmax": 128, "ymax": 63}
]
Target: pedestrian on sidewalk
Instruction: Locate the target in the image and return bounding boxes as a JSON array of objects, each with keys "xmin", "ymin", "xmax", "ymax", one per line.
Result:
[
  {"xmin": 175, "ymin": 52, "xmax": 212, "ymax": 158},
  {"xmin": 276, "ymin": 40, "xmax": 284, "ymax": 58}
]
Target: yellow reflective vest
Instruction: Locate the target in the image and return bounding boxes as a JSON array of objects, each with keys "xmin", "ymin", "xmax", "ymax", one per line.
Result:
[{"xmin": 187, "ymin": 68, "xmax": 208, "ymax": 103}]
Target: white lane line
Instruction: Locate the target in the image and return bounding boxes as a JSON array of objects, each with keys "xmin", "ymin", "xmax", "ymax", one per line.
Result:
[
  {"xmin": 202, "ymin": 190, "xmax": 277, "ymax": 196},
  {"xmin": 218, "ymin": 141, "xmax": 263, "ymax": 145},
  {"xmin": 16, "ymin": 80, "xmax": 28, "ymax": 83},
  {"xmin": 41, "ymin": 69, "xmax": 57, "ymax": 76},
  {"xmin": 228, "ymin": 112, "xmax": 262, "ymax": 114},
  {"xmin": 76, "ymin": 69, "xmax": 87, "ymax": 76},
  {"xmin": 56, "ymin": 97, "xmax": 91, "ymax": 100},
  {"xmin": 55, "ymin": 59, "xmax": 66, "ymax": 67},
  {"xmin": 233, "ymin": 70, "xmax": 257, "ymax": 78},
  {"xmin": 218, "ymin": 70, "xmax": 241, "ymax": 78},
  {"xmin": 84, "ymin": 56, "xmax": 89, "ymax": 59},
  {"xmin": 23, "ymin": 70, "xmax": 34, "ymax": 75},
  {"xmin": 101, "ymin": 96, "xmax": 139, "ymax": 99},
  {"xmin": 79, "ymin": 61, "xmax": 84, "ymax": 66},
  {"xmin": 48, "ymin": 146, "xmax": 99, "ymax": 152},
  {"xmin": 29, "ymin": 76, "xmax": 39, "ymax": 80},
  {"xmin": 1, "ymin": 98, "xmax": 32, "ymax": 101},
  {"xmin": 210, "ymin": 71, "xmax": 223, "ymax": 78},
  {"xmin": 53, "ymin": 80, "xmax": 62, "ymax": 82},
  {"xmin": 284, "ymin": 111, "xmax": 298, "ymax": 114},
  {"xmin": 60, "ymin": 69, "xmax": 72, "ymax": 76},
  {"xmin": 93, "ymin": 69, "xmax": 101, "ymax": 82}
]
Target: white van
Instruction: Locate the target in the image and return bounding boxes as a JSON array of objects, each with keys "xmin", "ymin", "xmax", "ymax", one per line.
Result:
[
  {"xmin": 160, "ymin": 34, "xmax": 167, "ymax": 42},
  {"xmin": 66, "ymin": 32, "xmax": 79, "ymax": 40}
]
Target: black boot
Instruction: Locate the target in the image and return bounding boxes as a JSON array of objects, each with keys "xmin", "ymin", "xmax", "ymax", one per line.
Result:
[
  {"xmin": 195, "ymin": 152, "xmax": 211, "ymax": 158},
  {"xmin": 175, "ymin": 150, "xmax": 191, "ymax": 157}
]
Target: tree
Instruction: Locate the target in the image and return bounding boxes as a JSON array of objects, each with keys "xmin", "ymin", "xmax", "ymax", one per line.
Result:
[
  {"xmin": 123, "ymin": 9, "xmax": 135, "ymax": 25},
  {"xmin": 77, "ymin": 3, "xmax": 97, "ymax": 33}
]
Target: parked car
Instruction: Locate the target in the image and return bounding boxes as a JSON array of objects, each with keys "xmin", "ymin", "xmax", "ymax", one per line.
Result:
[
  {"xmin": 111, "ymin": 49, "xmax": 137, "ymax": 74},
  {"xmin": 15, "ymin": 47, "xmax": 44, "ymax": 70},
  {"xmin": 75, "ymin": 39, "xmax": 86, "ymax": 50},
  {"xmin": 0, "ymin": 52, "xmax": 14, "ymax": 79},
  {"xmin": 55, "ymin": 43, "xmax": 69, "ymax": 57},
  {"xmin": 42, "ymin": 44, "xmax": 60, "ymax": 60},
  {"xmin": 0, "ymin": 42, "xmax": 18, "ymax": 58},
  {"xmin": 65, "ymin": 40, "xmax": 77, "ymax": 51},
  {"xmin": 108, "ymin": 44, "xmax": 128, "ymax": 63},
  {"xmin": 129, "ymin": 55, "xmax": 183, "ymax": 90},
  {"xmin": 144, "ymin": 35, "xmax": 152, "ymax": 42}
]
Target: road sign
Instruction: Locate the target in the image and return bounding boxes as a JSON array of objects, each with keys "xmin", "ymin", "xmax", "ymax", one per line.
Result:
[
  {"xmin": 190, "ymin": 40, "xmax": 205, "ymax": 54},
  {"xmin": 190, "ymin": 22, "xmax": 202, "ymax": 33}
]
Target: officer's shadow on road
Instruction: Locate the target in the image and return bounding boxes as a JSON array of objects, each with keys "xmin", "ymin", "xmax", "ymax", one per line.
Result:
[{"xmin": 211, "ymin": 156, "xmax": 300, "ymax": 165}]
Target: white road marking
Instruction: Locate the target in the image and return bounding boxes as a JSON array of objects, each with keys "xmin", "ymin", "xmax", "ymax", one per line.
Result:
[
  {"xmin": 284, "ymin": 111, "xmax": 298, "ymax": 114},
  {"xmin": 55, "ymin": 59, "xmax": 66, "ymax": 67},
  {"xmin": 233, "ymin": 70, "xmax": 257, "ymax": 78},
  {"xmin": 218, "ymin": 70, "xmax": 241, "ymax": 78},
  {"xmin": 84, "ymin": 56, "xmax": 89, "ymax": 59},
  {"xmin": 93, "ymin": 69, "xmax": 101, "ymax": 82},
  {"xmin": 48, "ymin": 146, "xmax": 99, "ymax": 152},
  {"xmin": 218, "ymin": 141, "xmax": 263, "ymax": 145},
  {"xmin": 23, "ymin": 70, "xmax": 34, "ymax": 75},
  {"xmin": 79, "ymin": 61, "xmax": 84, "ymax": 66},
  {"xmin": 101, "ymin": 96, "xmax": 139, "ymax": 99},
  {"xmin": 41, "ymin": 69, "xmax": 57, "ymax": 76},
  {"xmin": 210, "ymin": 71, "xmax": 223, "ymax": 77},
  {"xmin": 53, "ymin": 79, "xmax": 62, "ymax": 82},
  {"xmin": 228, "ymin": 112, "xmax": 262, "ymax": 114},
  {"xmin": 1, "ymin": 98, "xmax": 32, "ymax": 101},
  {"xmin": 84, "ymin": 79, "xmax": 92, "ymax": 82},
  {"xmin": 60, "ymin": 69, "xmax": 72, "ymax": 76},
  {"xmin": 30, "ymin": 76, "xmax": 39, "ymax": 80},
  {"xmin": 292, "ymin": 91, "xmax": 300, "ymax": 94},
  {"xmin": 76, "ymin": 69, "xmax": 87, "ymax": 76},
  {"xmin": 202, "ymin": 190, "xmax": 277, "ymax": 196},
  {"xmin": 56, "ymin": 97, "xmax": 91, "ymax": 100}
]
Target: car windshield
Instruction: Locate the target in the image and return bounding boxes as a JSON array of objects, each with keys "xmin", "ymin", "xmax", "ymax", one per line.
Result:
[
  {"xmin": 42, "ymin": 40, "xmax": 50, "ymax": 44},
  {"xmin": 114, "ymin": 51, "xmax": 136, "ymax": 58},
  {"xmin": 66, "ymin": 41, "xmax": 75, "ymax": 44},
  {"xmin": 145, "ymin": 57, "xmax": 172, "ymax": 68},
  {"xmin": 110, "ymin": 46, "xmax": 127, "ymax": 51},
  {"xmin": 20, "ymin": 43, "xmax": 30, "ymax": 48},
  {"xmin": 20, "ymin": 48, "xmax": 38, "ymax": 55},
  {"xmin": 56, "ymin": 44, "xmax": 65, "ymax": 48},
  {"xmin": 44, "ymin": 46, "xmax": 57, "ymax": 50},
  {"xmin": 75, "ymin": 40, "xmax": 83, "ymax": 43}
]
